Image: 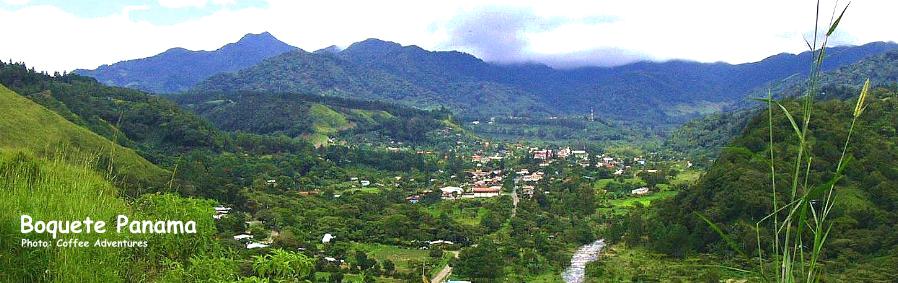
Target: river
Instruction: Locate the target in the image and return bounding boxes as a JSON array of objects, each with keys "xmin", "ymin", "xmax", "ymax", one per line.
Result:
[{"xmin": 562, "ymin": 239, "xmax": 606, "ymax": 283}]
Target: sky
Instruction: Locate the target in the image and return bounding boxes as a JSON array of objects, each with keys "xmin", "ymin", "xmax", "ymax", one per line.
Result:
[{"xmin": 1, "ymin": 0, "xmax": 896, "ymax": 72}]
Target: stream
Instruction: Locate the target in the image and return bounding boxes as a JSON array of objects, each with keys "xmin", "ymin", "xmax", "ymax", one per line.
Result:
[{"xmin": 562, "ymin": 239, "xmax": 606, "ymax": 283}]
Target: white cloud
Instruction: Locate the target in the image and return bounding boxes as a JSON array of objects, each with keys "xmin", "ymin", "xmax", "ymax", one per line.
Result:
[
  {"xmin": 3, "ymin": 0, "xmax": 29, "ymax": 6},
  {"xmin": 0, "ymin": 0, "xmax": 896, "ymax": 72},
  {"xmin": 157, "ymin": 0, "xmax": 209, "ymax": 9}
]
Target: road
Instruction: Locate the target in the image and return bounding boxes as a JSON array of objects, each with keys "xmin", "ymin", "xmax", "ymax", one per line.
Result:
[
  {"xmin": 511, "ymin": 185, "xmax": 520, "ymax": 217},
  {"xmin": 430, "ymin": 251, "xmax": 460, "ymax": 283}
]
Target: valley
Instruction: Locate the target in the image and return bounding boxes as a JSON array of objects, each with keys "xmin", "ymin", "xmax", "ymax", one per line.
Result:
[{"xmin": 2, "ymin": 2, "xmax": 897, "ymax": 281}]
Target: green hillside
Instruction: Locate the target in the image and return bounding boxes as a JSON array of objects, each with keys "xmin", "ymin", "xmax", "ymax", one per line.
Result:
[
  {"xmin": 0, "ymin": 151, "xmax": 222, "ymax": 282},
  {"xmin": 0, "ymin": 84, "xmax": 168, "ymax": 194},
  {"xmin": 173, "ymin": 91, "xmax": 450, "ymax": 144},
  {"xmin": 634, "ymin": 88, "xmax": 898, "ymax": 280}
]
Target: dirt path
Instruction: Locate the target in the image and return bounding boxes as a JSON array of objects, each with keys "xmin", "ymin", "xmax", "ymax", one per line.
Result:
[{"xmin": 431, "ymin": 251, "xmax": 460, "ymax": 283}]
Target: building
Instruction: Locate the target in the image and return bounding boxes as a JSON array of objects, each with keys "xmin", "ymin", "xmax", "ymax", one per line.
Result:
[
  {"xmin": 472, "ymin": 187, "xmax": 501, "ymax": 198},
  {"xmin": 631, "ymin": 187, "xmax": 650, "ymax": 195},
  {"xmin": 440, "ymin": 186, "xmax": 464, "ymax": 199},
  {"xmin": 246, "ymin": 242, "xmax": 269, "ymax": 249},
  {"xmin": 556, "ymin": 147, "xmax": 572, "ymax": 159},
  {"xmin": 233, "ymin": 234, "xmax": 253, "ymax": 241},
  {"xmin": 322, "ymin": 233, "xmax": 335, "ymax": 244}
]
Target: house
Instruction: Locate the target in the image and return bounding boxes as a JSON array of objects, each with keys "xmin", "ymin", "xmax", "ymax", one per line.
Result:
[
  {"xmin": 440, "ymin": 186, "xmax": 464, "ymax": 199},
  {"xmin": 360, "ymin": 180, "xmax": 371, "ymax": 186},
  {"xmin": 472, "ymin": 187, "xmax": 501, "ymax": 198},
  {"xmin": 233, "ymin": 234, "xmax": 253, "ymax": 241},
  {"xmin": 266, "ymin": 179, "xmax": 277, "ymax": 186},
  {"xmin": 521, "ymin": 185, "xmax": 535, "ymax": 197},
  {"xmin": 556, "ymin": 147, "xmax": 572, "ymax": 159},
  {"xmin": 428, "ymin": 240, "xmax": 455, "ymax": 245},
  {"xmin": 213, "ymin": 206, "xmax": 231, "ymax": 220},
  {"xmin": 406, "ymin": 195, "xmax": 421, "ymax": 204},
  {"xmin": 322, "ymin": 233, "xmax": 335, "ymax": 244},
  {"xmin": 246, "ymin": 242, "xmax": 269, "ymax": 249},
  {"xmin": 631, "ymin": 187, "xmax": 650, "ymax": 195},
  {"xmin": 533, "ymin": 149, "xmax": 553, "ymax": 160}
]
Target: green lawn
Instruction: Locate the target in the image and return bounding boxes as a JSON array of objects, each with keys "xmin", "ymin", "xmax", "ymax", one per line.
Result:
[
  {"xmin": 671, "ymin": 169, "xmax": 703, "ymax": 186},
  {"xmin": 424, "ymin": 198, "xmax": 489, "ymax": 227},
  {"xmin": 593, "ymin": 178, "xmax": 615, "ymax": 191},
  {"xmin": 351, "ymin": 243, "xmax": 433, "ymax": 274},
  {"xmin": 607, "ymin": 190, "xmax": 678, "ymax": 208}
]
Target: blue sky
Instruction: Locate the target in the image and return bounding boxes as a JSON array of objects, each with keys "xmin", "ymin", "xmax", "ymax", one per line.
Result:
[
  {"xmin": 1, "ymin": 0, "xmax": 895, "ymax": 72},
  {"xmin": 1, "ymin": 0, "xmax": 267, "ymax": 24}
]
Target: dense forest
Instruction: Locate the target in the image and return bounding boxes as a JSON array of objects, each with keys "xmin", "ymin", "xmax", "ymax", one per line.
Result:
[
  {"xmin": 620, "ymin": 87, "xmax": 898, "ymax": 281},
  {"xmin": 173, "ymin": 91, "xmax": 450, "ymax": 144}
]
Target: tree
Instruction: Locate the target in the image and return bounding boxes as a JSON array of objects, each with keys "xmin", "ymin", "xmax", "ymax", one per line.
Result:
[
  {"xmin": 429, "ymin": 248, "xmax": 444, "ymax": 259},
  {"xmin": 382, "ymin": 259, "xmax": 395, "ymax": 276},
  {"xmin": 454, "ymin": 240, "xmax": 503, "ymax": 280}
]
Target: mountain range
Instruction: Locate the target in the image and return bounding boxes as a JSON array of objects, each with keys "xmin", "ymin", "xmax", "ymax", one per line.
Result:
[
  {"xmin": 74, "ymin": 32, "xmax": 297, "ymax": 94},
  {"xmin": 76, "ymin": 32, "xmax": 898, "ymax": 124}
]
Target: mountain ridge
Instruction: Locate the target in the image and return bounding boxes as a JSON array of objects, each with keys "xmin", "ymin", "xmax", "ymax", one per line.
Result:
[{"xmin": 75, "ymin": 31, "xmax": 298, "ymax": 94}]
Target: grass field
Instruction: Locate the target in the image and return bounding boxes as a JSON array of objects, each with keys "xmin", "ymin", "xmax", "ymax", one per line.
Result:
[
  {"xmin": 424, "ymin": 198, "xmax": 489, "ymax": 227},
  {"xmin": 585, "ymin": 244, "xmax": 751, "ymax": 282},
  {"xmin": 351, "ymin": 242, "xmax": 432, "ymax": 274},
  {"xmin": 607, "ymin": 191, "xmax": 678, "ymax": 208},
  {"xmin": 0, "ymin": 151, "xmax": 132, "ymax": 282}
]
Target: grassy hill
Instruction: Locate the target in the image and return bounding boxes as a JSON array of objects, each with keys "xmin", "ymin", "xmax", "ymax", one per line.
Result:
[{"xmin": 0, "ymin": 84, "xmax": 168, "ymax": 194}]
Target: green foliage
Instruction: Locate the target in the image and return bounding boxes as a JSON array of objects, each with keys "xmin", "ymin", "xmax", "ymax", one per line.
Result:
[
  {"xmin": 0, "ymin": 151, "xmax": 131, "ymax": 282},
  {"xmin": 173, "ymin": 91, "xmax": 448, "ymax": 144},
  {"xmin": 644, "ymin": 86, "xmax": 898, "ymax": 280},
  {"xmin": 252, "ymin": 249, "xmax": 314, "ymax": 280},
  {"xmin": 0, "ymin": 83, "xmax": 169, "ymax": 195}
]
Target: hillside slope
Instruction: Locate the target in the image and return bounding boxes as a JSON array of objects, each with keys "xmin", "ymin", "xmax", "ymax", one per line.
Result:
[
  {"xmin": 671, "ymin": 47, "xmax": 898, "ymax": 160},
  {"xmin": 75, "ymin": 32, "xmax": 297, "ymax": 94},
  {"xmin": 173, "ymin": 91, "xmax": 450, "ymax": 145},
  {"xmin": 0, "ymin": 84, "xmax": 168, "ymax": 194},
  {"xmin": 646, "ymin": 89, "xmax": 898, "ymax": 280}
]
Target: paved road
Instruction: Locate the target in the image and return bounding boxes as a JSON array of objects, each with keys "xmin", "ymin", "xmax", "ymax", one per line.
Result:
[{"xmin": 431, "ymin": 251, "xmax": 460, "ymax": 283}]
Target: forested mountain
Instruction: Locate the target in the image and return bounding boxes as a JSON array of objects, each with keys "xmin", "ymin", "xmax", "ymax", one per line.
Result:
[
  {"xmin": 670, "ymin": 47, "xmax": 898, "ymax": 160},
  {"xmin": 75, "ymin": 32, "xmax": 297, "ymax": 94},
  {"xmin": 633, "ymin": 87, "xmax": 898, "ymax": 280},
  {"xmin": 192, "ymin": 45, "xmax": 551, "ymax": 118},
  {"xmin": 172, "ymin": 91, "xmax": 452, "ymax": 144},
  {"xmin": 191, "ymin": 39, "xmax": 896, "ymax": 123}
]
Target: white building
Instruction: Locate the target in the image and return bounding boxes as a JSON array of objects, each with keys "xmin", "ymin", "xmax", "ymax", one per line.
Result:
[
  {"xmin": 246, "ymin": 242, "xmax": 269, "ymax": 249},
  {"xmin": 631, "ymin": 187, "xmax": 650, "ymax": 195},
  {"xmin": 322, "ymin": 233, "xmax": 335, "ymax": 244}
]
